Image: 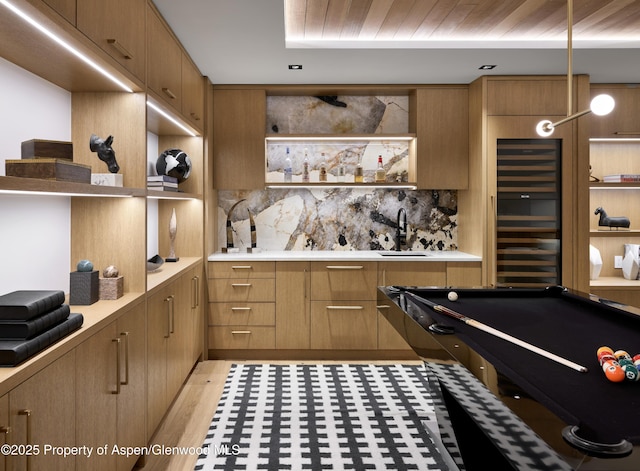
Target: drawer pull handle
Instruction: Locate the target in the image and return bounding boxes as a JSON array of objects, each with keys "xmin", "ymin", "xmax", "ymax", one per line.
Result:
[
  {"xmin": 106, "ymin": 38, "xmax": 133, "ymax": 59},
  {"xmin": 231, "ymin": 330, "xmax": 251, "ymax": 334},
  {"xmin": 326, "ymin": 305, "xmax": 364, "ymax": 310},
  {"xmin": 190, "ymin": 112, "xmax": 201, "ymax": 121},
  {"xmin": 326, "ymin": 265, "xmax": 363, "ymax": 270},
  {"xmin": 231, "ymin": 307, "xmax": 251, "ymax": 311},
  {"xmin": 162, "ymin": 87, "xmax": 176, "ymax": 99},
  {"xmin": 120, "ymin": 331, "xmax": 130, "ymax": 386},
  {"xmin": 231, "ymin": 283, "xmax": 252, "ymax": 287},
  {"xmin": 377, "ymin": 305, "xmax": 390, "ymax": 309},
  {"xmin": 18, "ymin": 409, "xmax": 32, "ymax": 471},
  {"xmin": 231, "ymin": 265, "xmax": 253, "ymax": 269},
  {"xmin": 112, "ymin": 338, "xmax": 121, "ymax": 395}
]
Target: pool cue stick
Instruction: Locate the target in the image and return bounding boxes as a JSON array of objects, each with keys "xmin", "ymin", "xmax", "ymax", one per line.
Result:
[{"xmin": 404, "ymin": 291, "xmax": 588, "ymax": 373}]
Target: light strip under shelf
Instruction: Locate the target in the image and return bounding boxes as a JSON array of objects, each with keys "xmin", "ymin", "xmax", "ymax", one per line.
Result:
[
  {"xmin": 0, "ymin": 189, "xmax": 133, "ymax": 197},
  {"xmin": 146, "ymin": 101, "xmax": 198, "ymax": 137},
  {"xmin": 0, "ymin": 0, "xmax": 133, "ymax": 93},
  {"xmin": 266, "ymin": 184, "xmax": 418, "ymax": 190},
  {"xmin": 265, "ymin": 135, "xmax": 415, "ymax": 141},
  {"xmin": 590, "ymin": 138, "xmax": 640, "ymax": 142}
]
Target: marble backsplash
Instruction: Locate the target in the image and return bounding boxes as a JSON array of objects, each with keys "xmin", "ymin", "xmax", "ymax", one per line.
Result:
[{"xmin": 217, "ymin": 188, "xmax": 458, "ymax": 252}]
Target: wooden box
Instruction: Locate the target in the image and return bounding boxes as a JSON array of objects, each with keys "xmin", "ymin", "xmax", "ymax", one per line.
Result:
[
  {"xmin": 21, "ymin": 139, "xmax": 73, "ymax": 160},
  {"xmin": 99, "ymin": 276, "xmax": 124, "ymax": 300},
  {"xmin": 5, "ymin": 159, "xmax": 91, "ymax": 183}
]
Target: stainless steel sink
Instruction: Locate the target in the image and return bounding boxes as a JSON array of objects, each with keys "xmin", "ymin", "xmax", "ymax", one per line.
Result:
[{"xmin": 377, "ymin": 251, "xmax": 429, "ymax": 257}]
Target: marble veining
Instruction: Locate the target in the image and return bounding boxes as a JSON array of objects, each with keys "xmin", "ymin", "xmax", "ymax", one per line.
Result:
[{"xmin": 218, "ymin": 188, "xmax": 457, "ymax": 252}]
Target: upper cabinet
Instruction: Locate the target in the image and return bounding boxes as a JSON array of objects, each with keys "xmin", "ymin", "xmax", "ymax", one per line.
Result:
[
  {"xmin": 43, "ymin": 0, "xmax": 76, "ymax": 25},
  {"xmin": 77, "ymin": 0, "xmax": 146, "ymax": 82},
  {"xmin": 411, "ymin": 87, "xmax": 468, "ymax": 189},
  {"xmin": 213, "ymin": 88, "xmax": 266, "ymax": 190},
  {"xmin": 147, "ymin": 3, "xmax": 182, "ymax": 112},
  {"xmin": 590, "ymin": 85, "xmax": 640, "ymax": 138},
  {"xmin": 182, "ymin": 54, "xmax": 205, "ymax": 129}
]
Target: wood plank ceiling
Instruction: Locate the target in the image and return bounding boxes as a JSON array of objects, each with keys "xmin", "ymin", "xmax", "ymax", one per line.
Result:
[{"xmin": 285, "ymin": 0, "xmax": 640, "ymax": 41}]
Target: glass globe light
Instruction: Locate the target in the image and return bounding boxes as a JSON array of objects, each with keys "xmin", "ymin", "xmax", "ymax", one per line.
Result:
[{"xmin": 590, "ymin": 94, "xmax": 615, "ymax": 116}]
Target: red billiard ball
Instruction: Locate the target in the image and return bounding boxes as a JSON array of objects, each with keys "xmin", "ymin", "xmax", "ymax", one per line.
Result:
[{"xmin": 598, "ymin": 353, "xmax": 616, "ymax": 366}]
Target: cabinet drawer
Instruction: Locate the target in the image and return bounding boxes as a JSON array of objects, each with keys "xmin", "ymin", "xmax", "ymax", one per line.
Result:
[
  {"xmin": 310, "ymin": 301, "xmax": 377, "ymax": 350},
  {"xmin": 208, "ymin": 261, "xmax": 276, "ymax": 279},
  {"xmin": 208, "ymin": 326, "xmax": 276, "ymax": 349},
  {"xmin": 310, "ymin": 262, "xmax": 377, "ymax": 301},
  {"xmin": 208, "ymin": 279, "xmax": 275, "ymax": 302},
  {"xmin": 209, "ymin": 302, "xmax": 275, "ymax": 326}
]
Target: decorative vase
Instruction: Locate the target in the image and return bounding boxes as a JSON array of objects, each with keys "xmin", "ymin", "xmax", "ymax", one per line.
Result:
[{"xmin": 589, "ymin": 245, "xmax": 603, "ymax": 280}]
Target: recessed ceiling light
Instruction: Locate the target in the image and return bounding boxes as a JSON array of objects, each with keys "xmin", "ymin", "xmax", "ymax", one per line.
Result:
[
  {"xmin": 288, "ymin": 64, "xmax": 303, "ymax": 70},
  {"xmin": 479, "ymin": 64, "xmax": 497, "ymax": 70}
]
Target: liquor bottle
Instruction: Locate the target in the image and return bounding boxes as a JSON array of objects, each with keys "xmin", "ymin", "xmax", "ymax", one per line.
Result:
[
  {"xmin": 337, "ymin": 155, "xmax": 345, "ymax": 182},
  {"xmin": 302, "ymin": 148, "xmax": 310, "ymax": 183},
  {"xmin": 319, "ymin": 152, "xmax": 327, "ymax": 182},
  {"xmin": 375, "ymin": 155, "xmax": 385, "ymax": 183},
  {"xmin": 354, "ymin": 156, "xmax": 364, "ymax": 183},
  {"xmin": 284, "ymin": 147, "xmax": 293, "ymax": 182}
]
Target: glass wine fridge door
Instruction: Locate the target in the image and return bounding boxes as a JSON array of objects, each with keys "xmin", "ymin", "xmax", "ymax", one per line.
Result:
[{"xmin": 496, "ymin": 139, "xmax": 561, "ymax": 287}]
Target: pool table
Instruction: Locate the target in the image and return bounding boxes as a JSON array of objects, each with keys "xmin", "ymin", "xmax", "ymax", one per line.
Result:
[{"xmin": 378, "ymin": 285, "xmax": 640, "ymax": 470}]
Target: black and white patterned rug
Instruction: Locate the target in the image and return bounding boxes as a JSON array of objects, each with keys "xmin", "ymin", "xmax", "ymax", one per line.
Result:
[{"xmin": 194, "ymin": 363, "xmax": 452, "ymax": 470}]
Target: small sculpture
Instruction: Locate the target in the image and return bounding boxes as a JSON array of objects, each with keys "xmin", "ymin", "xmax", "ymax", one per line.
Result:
[
  {"xmin": 103, "ymin": 265, "xmax": 119, "ymax": 278},
  {"xmin": 167, "ymin": 208, "xmax": 179, "ymax": 262},
  {"xmin": 77, "ymin": 259, "xmax": 94, "ymax": 272},
  {"xmin": 89, "ymin": 134, "xmax": 120, "ymax": 173},
  {"xmin": 156, "ymin": 148, "xmax": 192, "ymax": 182},
  {"xmin": 595, "ymin": 207, "xmax": 630, "ymax": 230}
]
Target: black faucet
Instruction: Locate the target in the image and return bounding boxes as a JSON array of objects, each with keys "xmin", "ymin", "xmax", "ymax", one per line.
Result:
[{"xmin": 395, "ymin": 208, "xmax": 407, "ymax": 251}]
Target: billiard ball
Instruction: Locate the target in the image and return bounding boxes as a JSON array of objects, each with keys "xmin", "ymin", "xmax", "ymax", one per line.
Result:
[
  {"xmin": 614, "ymin": 350, "xmax": 632, "ymax": 362},
  {"xmin": 603, "ymin": 362, "xmax": 625, "ymax": 382},
  {"xmin": 598, "ymin": 353, "xmax": 616, "ymax": 366},
  {"xmin": 597, "ymin": 346, "xmax": 614, "ymax": 357},
  {"xmin": 602, "ymin": 359, "xmax": 620, "ymax": 373},
  {"xmin": 623, "ymin": 364, "xmax": 640, "ymax": 382},
  {"xmin": 447, "ymin": 291, "xmax": 458, "ymax": 302}
]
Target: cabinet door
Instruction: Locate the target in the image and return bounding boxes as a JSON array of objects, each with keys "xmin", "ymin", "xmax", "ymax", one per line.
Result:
[
  {"xmin": 147, "ymin": 5, "xmax": 182, "ymax": 110},
  {"xmin": 147, "ymin": 284, "xmax": 171, "ymax": 438},
  {"xmin": 590, "ymin": 86, "xmax": 640, "ymax": 138},
  {"xmin": 43, "ymin": 0, "xmax": 76, "ymax": 25},
  {"xmin": 413, "ymin": 87, "xmax": 469, "ymax": 189},
  {"xmin": 75, "ymin": 323, "xmax": 119, "ymax": 471},
  {"xmin": 115, "ymin": 302, "xmax": 146, "ymax": 471},
  {"xmin": 213, "ymin": 89, "xmax": 266, "ymax": 189},
  {"xmin": 77, "ymin": 0, "xmax": 146, "ymax": 81},
  {"xmin": 189, "ymin": 265, "xmax": 204, "ymax": 365},
  {"xmin": 0, "ymin": 394, "xmax": 7, "ymax": 471},
  {"xmin": 310, "ymin": 301, "xmax": 378, "ymax": 349},
  {"xmin": 275, "ymin": 261, "xmax": 311, "ymax": 349},
  {"xmin": 10, "ymin": 350, "xmax": 76, "ymax": 471},
  {"xmin": 182, "ymin": 54, "xmax": 204, "ymax": 131},
  {"xmin": 167, "ymin": 273, "xmax": 191, "ymax": 402}
]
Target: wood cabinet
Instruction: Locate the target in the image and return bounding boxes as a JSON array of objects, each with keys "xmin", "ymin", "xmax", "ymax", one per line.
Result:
[
  {"xmin": 208, "ymin": 261, "xmax": 276, "ymax": 350},
  {"xmin": 77, "ymin": 0, "xmax": 146, "ymax": 81},
  {"xmin": 275, "ymin": 261, "xmax": 311, "ymax": 349},
  {"xmin": 212, "ymin": 88, "xmax": 267, "ymax": 189},
  {"xmin": 590, "ymin": 85, "xmax": 640, "ymax": 138},
  {"xmin": 9, "ymin": 351, "xmax": 76, "ymax": 471},
  {"xmin": 75, "ymin": 301, "xmax": 146, "ymax": 471},
  {"xmin": 43, "ymin": 0, "xmax": 76, "ymax": 25},
  {"xmin": 182, "ymin": 54, "xmax": 205, "ymax": 129},
  {"xmin": 0, "ymin": 394, "xmax": 7, "ymax": 471},
  {"xmin": 147, "ymin": 3, "xmax": 182, "ymax": 111},
  {"xmin": 411, "ymin": 87, "xmax": 469, "ymax": 189}
]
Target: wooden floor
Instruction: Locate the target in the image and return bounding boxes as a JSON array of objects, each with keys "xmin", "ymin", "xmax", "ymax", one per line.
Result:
[{"xmin": 138, "ymin": 359, "xmax": 422, "ymax": 471}]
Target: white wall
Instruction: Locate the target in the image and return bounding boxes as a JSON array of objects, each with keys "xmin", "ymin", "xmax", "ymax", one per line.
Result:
[{"xmin": 0, "ymin": 57, "xmax": 72, "ymax": 294}]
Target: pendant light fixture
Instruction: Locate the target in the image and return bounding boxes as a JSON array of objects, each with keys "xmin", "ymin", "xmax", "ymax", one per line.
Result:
[{"xmin": 536, "ymin": 0, "xmax": 614, "ymax": 137}]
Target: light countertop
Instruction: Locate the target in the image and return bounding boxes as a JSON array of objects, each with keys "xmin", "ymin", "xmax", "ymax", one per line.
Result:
[{"xmin": 208, "ymin": 250, "xmax": 481, "ymax": 262}]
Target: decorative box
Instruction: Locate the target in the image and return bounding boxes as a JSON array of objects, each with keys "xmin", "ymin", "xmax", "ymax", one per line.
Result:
[
  {"xmin": 21, "ymin": 139, "xmax": 73, "ymax": 160},
  {"xmin": 70, "ymin": 270, "xmax": 99, "ymax": 305},
  {"xmin": 99, "ymin": 276, "xmax": 124, "ymax": 300},
  {"xmin": 92, "ymin": 173, "xmax": 123, "ymax": 187},
  {"xmin": 6, "ymin": 159, "xmax": 91, "ymax": 183}
]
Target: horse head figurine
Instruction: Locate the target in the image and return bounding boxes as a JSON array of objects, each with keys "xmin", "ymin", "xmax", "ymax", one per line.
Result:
[{"xmin": 90, "ymin": 134, "xmax": 120, "ymax": 174}]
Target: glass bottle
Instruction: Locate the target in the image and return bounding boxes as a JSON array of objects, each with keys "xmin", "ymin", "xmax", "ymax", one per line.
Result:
[
  {"xmin": 337, "ymin": 154, "xmax": 345, "ymax": 182},
  {"xmin": 319, "ymin": 152, "xmax": 327, "ymax": 182},
  {"xmin": 302, "ymin": 148, "xmax": 310, "ymax": 183},
  {"xmin": 354, "ymin": 155, "xmax": 364, "ymax": 183},
  {"xmin": 375, "ymin": 155, "xmax": 385, "ymax": 183},
  {"xmin": 284, "ymin": 147, "xmax": 292, "ymax": 183}
]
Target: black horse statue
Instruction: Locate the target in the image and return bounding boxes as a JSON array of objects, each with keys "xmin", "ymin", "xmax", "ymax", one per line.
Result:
[
  {"xmin": 595, "ymin": 207, "xmax": 630, "ymax": 229},
  {"xmin": 90, "ymin": 134, "xmax": 120, "ymax": 174}
]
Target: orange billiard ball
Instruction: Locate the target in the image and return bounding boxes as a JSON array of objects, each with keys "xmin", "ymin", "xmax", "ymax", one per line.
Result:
[{"xmin": 603, "ymin": 361, "xmax": 625, "ymax": 383}]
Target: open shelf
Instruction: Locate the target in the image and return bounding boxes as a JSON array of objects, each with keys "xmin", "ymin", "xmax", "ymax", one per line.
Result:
[
  {"xmin": 0, "ymin": 176, "xmax": 146, "ymax": 197},
  {"xmin": 147, "ymin": 256, "xmax": 202, "ymax": 293}
]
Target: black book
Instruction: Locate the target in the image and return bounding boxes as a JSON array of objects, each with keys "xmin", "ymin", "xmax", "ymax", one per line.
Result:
[
  {"xmin": 0, "ymin": 313, "xmax": 84, "ymax": 367},
  {"xmin": 0, "ymin": 290, "xmax": 65, "ymax": 321},
  {"xmin": 0, "ymin": 304, "xmax": 71, "ymax": 339}
]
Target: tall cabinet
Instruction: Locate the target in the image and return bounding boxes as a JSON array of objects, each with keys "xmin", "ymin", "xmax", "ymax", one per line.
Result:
[{"xmin": 0, "ymin": 0, "xmax": 207, "ymax": 467}]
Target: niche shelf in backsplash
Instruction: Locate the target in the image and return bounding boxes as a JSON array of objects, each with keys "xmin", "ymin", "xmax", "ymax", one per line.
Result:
[{"xmin": 265, "ymin": 96, "xmax": 416, "ymax": 187}]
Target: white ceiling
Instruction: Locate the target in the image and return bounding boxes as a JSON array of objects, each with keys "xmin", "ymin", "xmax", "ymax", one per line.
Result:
[{"xmin": 153, "ymin": 0, "xmax": 640, "ymax": 85}]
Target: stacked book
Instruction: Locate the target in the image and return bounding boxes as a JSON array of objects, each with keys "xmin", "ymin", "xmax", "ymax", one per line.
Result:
[
  {"xmin": 147, "ymin": 175, "xmax": 179, "ymax": 192},
  {"xmin": 602, "ymin": 174, "xmax": 640, "ymax": 182},
  {"xmin": 0, "ymin": 290, "xmax": 84, "ymax": 367}
]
